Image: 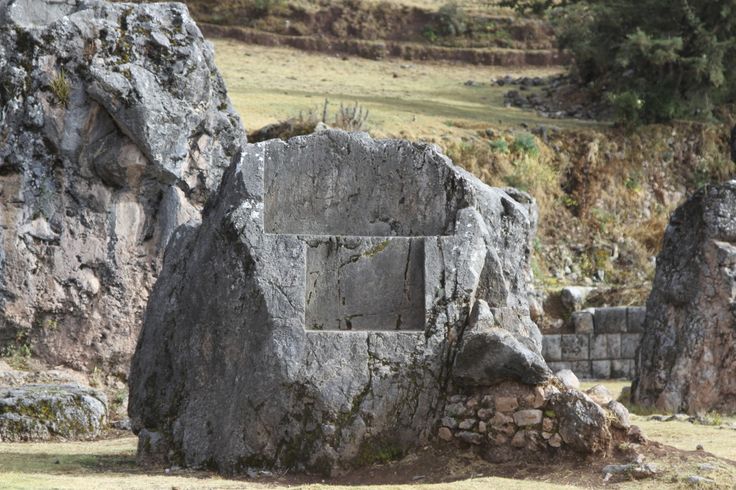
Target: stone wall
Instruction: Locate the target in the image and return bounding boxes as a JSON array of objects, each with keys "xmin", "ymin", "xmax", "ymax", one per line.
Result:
[{"xmin": 542, "ymin": 307, "xmax": 644, "ymax": 379}]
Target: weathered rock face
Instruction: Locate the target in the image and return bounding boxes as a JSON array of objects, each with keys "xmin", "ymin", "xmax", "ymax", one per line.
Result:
[
  {"xmin": 0, "ymin": 383, "xmax": 107, "ymax": 441},
  {"xmin": 633, "ymin": 182, "xmax": 736, "ymax": 414},
  {"xmin": 0, "ymin": 0, "xmax": 245, "ymax": 374},
  {"xmin": 129, "ymin": 130, "xmax": 559, "ymax": 473}
]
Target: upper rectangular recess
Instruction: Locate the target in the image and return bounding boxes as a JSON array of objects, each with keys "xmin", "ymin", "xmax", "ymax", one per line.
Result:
[{"xmin": 263, "ymin": 141, "xmax": 458, "ymax": 237}]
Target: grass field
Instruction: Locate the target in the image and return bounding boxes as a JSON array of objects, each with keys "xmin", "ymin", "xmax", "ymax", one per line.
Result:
[
  {"xmin": 2, "ymin": 380, "xmax": 734, "ymax": 489},
  {"xmin": 212, "ymin": 39, "xmax": 596, "ymax": 143}
]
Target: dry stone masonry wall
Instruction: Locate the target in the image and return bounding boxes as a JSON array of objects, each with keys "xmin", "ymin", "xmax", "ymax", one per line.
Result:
[{"xmin": 543, "ymin": 307, "xmax": 644, "ymax": 379}]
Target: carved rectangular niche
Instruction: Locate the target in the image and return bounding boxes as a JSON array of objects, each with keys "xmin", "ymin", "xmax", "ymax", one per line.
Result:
[
  {"xmin": 305, "ymin": 237, "xmax": 425, "ymax": 331},
  {"xmin": 263, "ymin": 149, "xmax": 456, "ymax": 237}
]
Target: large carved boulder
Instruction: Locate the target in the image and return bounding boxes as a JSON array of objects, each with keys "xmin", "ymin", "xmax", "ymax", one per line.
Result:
[
  {"xmin": 0, "ymin": 0, "xmax": 245, "ymax": 374},
  {"xmin": 633, "ymin": 182, "xmax": 736, "ymax": 414},
  {"xmin": 128, "ymin": 130, "xmax": 631, "ymax": 474}
]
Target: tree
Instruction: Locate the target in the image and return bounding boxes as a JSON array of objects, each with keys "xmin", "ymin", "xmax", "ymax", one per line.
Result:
[{"xmin": 507, "ymin": 0, "xmax": 736, "ymax": 124}]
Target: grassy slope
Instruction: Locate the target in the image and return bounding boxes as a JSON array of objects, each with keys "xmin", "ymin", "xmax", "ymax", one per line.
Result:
[{"xmin": 214, "ymin": 39, "xmax": 595, "ymax": 141}]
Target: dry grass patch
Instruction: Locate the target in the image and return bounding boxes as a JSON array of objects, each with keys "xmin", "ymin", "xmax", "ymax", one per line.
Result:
[{"xmin": 212, "ymin": 39, "xmax": 591, "ymax": 142}]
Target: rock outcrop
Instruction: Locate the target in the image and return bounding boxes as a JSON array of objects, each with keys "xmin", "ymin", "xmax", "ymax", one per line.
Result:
[
  {"xmin": 0, "ymin": 383, "xmax": 107, "ymax": 441},
  {"xmin": 0, "ymin": 0, "xmax": 245, "ymax": 375},
  {"xmin": 129, "ymin": 130, "xmax": 624, "ymax": 474},
  {"xmin": 633, "ymin": 182, "xmax": 736, "ymax": 414}
]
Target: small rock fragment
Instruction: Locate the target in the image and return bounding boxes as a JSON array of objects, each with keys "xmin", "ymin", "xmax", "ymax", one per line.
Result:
[
  {"xmin": 437, "ymin": 427, "xmax": 453, "ymax": 441},
  {"xmin": 556, "ymin": 369, "xmax": 580, "ymax": 390}
]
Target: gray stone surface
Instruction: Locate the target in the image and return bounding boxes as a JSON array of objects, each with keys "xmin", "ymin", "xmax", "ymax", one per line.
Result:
[
  {"xmin": 626, "ymin": 307, "xmax": 646, "ymax": 333},
  {"xmin": 572, "ymin": 310, "xmax": 594, "ymax": 334},
  {"xmin": 594, "ymin": 307, "xmax": 628, "ymax": 334},
  {"xmin": 0, "ymin": 0, "xmax": 245, "ymax": 373},
  {"xmin": 611, "ymin": 359, "xmax": 633, "ymax": 379},
  {"xmin": 550, "ymin": 390, "xmax": 610, "ymax": 453},
  {"xmin": 621, "ymin": 334, "xmax": 641, "ymax": 359},
  {"xmin": 0, "ymin": 384, "xmax": 107, "ymax": 441},
  {"xmin": 555, "ymin": 369, "xmax": 580, "ymax": 390},
  {"xmin": 542, "ymin": 335, "xmax": 561, "ymax": 362},
  {"xmin": 590, "ymin": 334, "xmax": 621, "ymax": 360},
  {"xmin": 560, "ymin": 286, "xmax": 593, "ymax": 313},
  {"xmin": 129, "ymin": 130, "xmax": 550, "ymax": 474},
  {"xmin": 560, "ymin": 334, "xmax": 588, "ymax": 361},
  {"xmin": 633, "ymin": 182, "xmax": 736, "ymax": 414},
  {"xmin": 305, "ymin": 237, "xmax": 424, "ymax": 331},
  {"xmin": 591, "ymin": 360, "xmax": 611, "ymax": 378},
  {"xmin": 542, "ymin": 307, "xmax": 643, "ymax": 380}
]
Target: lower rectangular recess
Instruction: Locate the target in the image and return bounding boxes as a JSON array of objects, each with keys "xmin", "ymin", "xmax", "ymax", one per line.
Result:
[{"xmin": 305, "ymin": 237, "xmax": 425, "ymax": 331}]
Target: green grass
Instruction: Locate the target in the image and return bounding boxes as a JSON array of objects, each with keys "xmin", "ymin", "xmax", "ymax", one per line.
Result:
[{"xmin": 212, "ymin": 39, "xmax": 597, "ymax": 142}]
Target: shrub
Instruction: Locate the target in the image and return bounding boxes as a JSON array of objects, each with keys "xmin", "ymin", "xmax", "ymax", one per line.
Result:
[
  {"xmin": 511, "ymin": 132, "xmax": 539, "ymax": 156},
  {"xmin": 608, "ymin": 91, "xmax": 644, "ymax": 130},
  {"xmin": 437, "ymin": 1, "xmax": 468, "ymax": 37},
  {"xmin": 251, "ymin": 0, "xmax": 284, "ymax": 16},
  {"xmin": 505, "ymin": 0, "xmax": 736, "ymax": 124},
  {"xmin": 333, "ymin": 100, "xmax": 369, "ymax": 131},
  {"xmin": 489, "ymin": 138, "xmax": 509, "ymax": 153},
  {"xmin": 50, "ymin": 69, "xmax": 70, "ymax": 107},
  {"xmin": 422, "ymin": 26, "xmax": 439, "ymax": 43}
]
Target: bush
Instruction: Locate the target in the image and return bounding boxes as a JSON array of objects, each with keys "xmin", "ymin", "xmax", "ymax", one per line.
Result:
[
  {"xmin": 548, "ymin": 0, "xmax": 736, "ymax": 123},
  {"xmin": 511, "ymin": 132, "xmax": 539, "ymax": 156},
  {"xmin": 437, "ymin": 1, "xmax": 468, "ymax": 37},
  {"xmin": 608, "ymin": 91, "xmax": 644, "ymax": 130},
  {"xmin": 489, "ymin": 138, "xmax": 509, "ymax": 153},
  {"xmin": 422, "ymin": 26, "xmax": 439, "ymax": 43},
  {"xmin": 251, "ymin": 0, "xmax": 284, "ymax": 16}
]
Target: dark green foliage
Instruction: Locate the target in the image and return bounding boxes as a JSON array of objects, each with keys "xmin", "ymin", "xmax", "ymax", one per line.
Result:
[
  {"xmin": 437, "ymin": 2, "xmax": 468, "ymax": 37},
  {"xmin": 507, "ymin": 0, "xmax": 736, "ymax": 124},
  {"xmin": 511, "ymin": 132, "xmax": 539, "ymax": 156}
]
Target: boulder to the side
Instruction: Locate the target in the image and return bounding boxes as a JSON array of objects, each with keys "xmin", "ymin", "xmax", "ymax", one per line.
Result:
[
  {"xmin": 633, "ymin": 181, "xmax": 736, "ymax": 414},
  {"xmin": 0, "ymin": 0, "xmax": 245, "ymax": 374},
  {"xmin": 129, "ymin": 130, "xmax": 553, "ymax": 474},
  {"xmin": 0, "ymin": 384, "xmax": 107, "ymax": 441}
]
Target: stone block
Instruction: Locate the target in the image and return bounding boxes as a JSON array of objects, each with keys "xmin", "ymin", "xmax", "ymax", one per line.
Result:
[
  {"xmin": 438, "ymin": 427, "xmax": 453, "ymax": 441},
  {"xmin": 572, "ymin": 310, "xmax": 594, "ymax": 334},
  {"xmin": 593, "ymin": 307, "xmax": 628, "ymax": 334},
  {"xmin": 626, "ymin": 307, "xmax": 646, "ymax": 333},
  {"xmin": 495, "ymin": 396, "xmax": 519, "ymax": 412},
  {"xmin": 456, "ymin": 431, "xmax": 483, "ymax": 445},
  {"xmin": 591, "ymin": 360, "xmax": 611, "ymax": 378},
  {"xmin": 490, "ymin": 412, "xmax": 514, "ymax": 428},
  {"xmin": 611, "ymin": 359, "xmax": 634, "ymax": 379},
  {"xmin": 542, "ymin": 335, "xmax": 562, "ymax": 362},
  {"xmin": 477, "ymin": 408, "xmax": 493, "ymax": 420},
  {"xmin": 513, "ymin": 409, "xmax": 543, "ymax": 426},
  {"xmin": 547, "ymin": 361, "xmax": 571, "ymax": 373},
  {"xmin": 560, "ymin": 334, "xmax": 589, "ymax": 361},
  {"xmin": 572, "ymin": 360, "xmax": 592, "ymax": 379},
  {"xmin": 621, "ymin": 333, "xmax": 641, "ymax": 358},
  {"xmin": 590, "ymin": 334, "xmax": 621, "ymax": 360}
]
